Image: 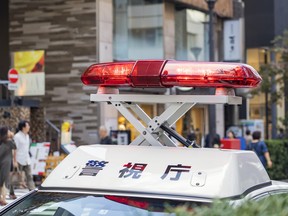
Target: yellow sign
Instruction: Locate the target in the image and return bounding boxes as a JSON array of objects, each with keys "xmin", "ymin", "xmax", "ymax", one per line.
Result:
[
  {"xmin": 14, "ymin": 50, "xmax": 44, "ymax": 73},
  {"xmin": 13, "ymin": 50, "xmax": 45, "ymax": 96}
]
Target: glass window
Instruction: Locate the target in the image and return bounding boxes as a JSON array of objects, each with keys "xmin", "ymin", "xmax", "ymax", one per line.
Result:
[
  {"xmin": 2, "ymin": 191, "xmax": 208, "ymax": 216},
  {"xmin": 175, "ymin": 9, "xmax": 208, "ymax": 61},
  {"xmin": 113, "ymin": 0, "xmax": 163, "ymax": 61},
  {"xmin": 246, "ymin": 48, "xmax": 269, "ymax": 121}
]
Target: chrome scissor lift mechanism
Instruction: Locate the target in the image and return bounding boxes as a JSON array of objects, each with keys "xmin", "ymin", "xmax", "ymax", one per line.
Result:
[{"xmin": 91, "ymin": 93, "xmax": 242, "ymax": 147}]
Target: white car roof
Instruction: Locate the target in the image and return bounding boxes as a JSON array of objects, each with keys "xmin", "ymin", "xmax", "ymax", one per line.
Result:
[{"xmin": 41, "ymin": 145, "xmax": 271, "ymax": 200}]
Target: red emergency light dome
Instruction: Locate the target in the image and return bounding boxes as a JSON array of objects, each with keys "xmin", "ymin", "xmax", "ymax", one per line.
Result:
[{"xmin": 81, "ymin": 60, "xmax": 262, "ymax": 88}]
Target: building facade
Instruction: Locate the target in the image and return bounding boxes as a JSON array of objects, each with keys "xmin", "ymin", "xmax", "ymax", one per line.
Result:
[
  {"xmin": 2, "ymin": 0, "xmax": 243, "ymax": 147},
  {"xmin": 244, "ymin": 0, "xmax": 288, "ymax": 138}
]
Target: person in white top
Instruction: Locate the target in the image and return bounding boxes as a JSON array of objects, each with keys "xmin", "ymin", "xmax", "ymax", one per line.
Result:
[{"xmin": 10, "ymin": 120, "xmax": 35, "ymax": 198}]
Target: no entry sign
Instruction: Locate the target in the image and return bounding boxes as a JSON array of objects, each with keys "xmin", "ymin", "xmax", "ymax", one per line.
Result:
[{"xmin": 8, "ymin": 68, "xmax": 19, "ymax": 83}]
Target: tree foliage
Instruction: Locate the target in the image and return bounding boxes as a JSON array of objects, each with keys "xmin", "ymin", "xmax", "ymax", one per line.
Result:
[
  {"xmin": 172, "ymin": 194, "xmax": 288, "ymax": 216},
  {"xmin": 253, "ymin": 30, "xmax": 288, "ymax": 130},
  {"xmin": 274, "ymin": 30, "xmax": 288, "ymax": 130},
  {"xmin": 266, "ymin": 139, "xmax": 288, "ymax": 180}
]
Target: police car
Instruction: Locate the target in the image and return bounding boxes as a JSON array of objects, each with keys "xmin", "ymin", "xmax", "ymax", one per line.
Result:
[{"xmin": 1, "ymin": 60, "xmax": 288, "ymax": 215}]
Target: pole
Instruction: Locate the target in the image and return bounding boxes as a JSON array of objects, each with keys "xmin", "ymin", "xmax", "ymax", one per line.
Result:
[
  {"xmin": 208, "ymin": 1, "xmax": 215, "ymax": 62},
  {"xmin": 264, "ymin": 49, "xmax": 269, "ymax": 139},
  {"xmin": 206, "ymin": 0, "xmax": 217, "ymax": 147},
  {"xmin": 0, "ymin": 0, "xmax": 10, "ymax": 100},
  {"xmin": 270, "ymin": 51, "xmax": 277, "ymax": 139}
]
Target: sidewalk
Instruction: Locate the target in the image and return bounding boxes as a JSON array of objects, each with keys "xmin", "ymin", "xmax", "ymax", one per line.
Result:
[{"xmin": 0, "ymin": 188, "xmax": 29, "ymax": 209}]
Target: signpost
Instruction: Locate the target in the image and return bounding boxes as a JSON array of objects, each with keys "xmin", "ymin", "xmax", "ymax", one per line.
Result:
[{"xmin": 8, "ymin": 68, "xmax": 19, "ymax": 90}]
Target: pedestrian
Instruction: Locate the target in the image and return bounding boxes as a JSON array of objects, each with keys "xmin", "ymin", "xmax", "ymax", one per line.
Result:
[
  {"xmin": 10, "ymin": 120, "xmax": 35, "ymax": 198},
  {"xmin": 187, "ymin": 128, "xmax": 196, "ymax": 142},
  {"xmin": 244, "ymin": 129, "xmax": 253, "ymax": 147},
  {"xmin": 227, "ymin": 130, "xmax": 236, "ymax": 139},
  {"xmin": 194, "ymin": 128, "xmax": 202, "ymax": 146},
  {"xmin": 205, "ymin": 131, "xmax": 221, "ymax": 148},
  {"xmin": 0, "ymin": 126, "xmax": 16, "ymax": 206},
  {"xmin": 99, "ymin": 125, "xmax": 113, "ymax": 144},
  {"xmin": 276, "ymin": 128, "xmax": 285, "ymax": 139},
  {"xmin": 246, "ymin": 130, "xmax": 272, "ymax": 169}
]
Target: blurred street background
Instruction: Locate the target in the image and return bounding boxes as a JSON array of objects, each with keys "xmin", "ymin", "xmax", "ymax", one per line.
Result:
[
  {"xmin": 0, "ymin": 188, "xmax": 29, "ymax": 209},
  {"xmin": 0, "ymin": 0, "xmax": 288, "ymax": 202}
]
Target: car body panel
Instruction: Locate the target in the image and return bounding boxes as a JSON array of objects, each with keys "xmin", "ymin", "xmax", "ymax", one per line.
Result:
[{"xmin": 41, "ymin": 145, "xmax": 270, "ymax": 199}]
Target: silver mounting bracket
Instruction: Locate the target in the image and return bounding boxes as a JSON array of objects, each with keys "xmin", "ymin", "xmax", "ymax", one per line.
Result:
[{"xmin": 90, "ymin": 94, "xmax": 242, "ymax": 147}]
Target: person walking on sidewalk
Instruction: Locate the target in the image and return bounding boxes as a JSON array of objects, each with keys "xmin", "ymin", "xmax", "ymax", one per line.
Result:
[
  {"xmin": 10, "ymin": 120, "xmax": 35, "ymax": 198},
  {"xmin": 246, "ymin": 130, "xmax": 273, "ymax": 169},
  {"xmin": 0, "ymin": 126, "xmax": 16, "ymax": 206},
  {"xmin": 99, "ymin": 126, "xmax": 113, "ymax": 144}
]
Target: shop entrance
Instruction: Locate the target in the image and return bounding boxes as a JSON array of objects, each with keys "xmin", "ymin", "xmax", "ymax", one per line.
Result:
[{"xmin": 175, "ymin": 106, "xmax": 205, "ymax": 146}]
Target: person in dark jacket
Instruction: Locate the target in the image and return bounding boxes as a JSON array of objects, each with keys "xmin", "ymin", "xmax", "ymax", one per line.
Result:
[
  {"xmin": 99, "ymin": 126, "xmax": 113, "ymax": 144},
  {"xmin": 276, "ymin": 128, "xmax": 285, "ymax": 139},
  {"xmin": 246, "ymin": 131, "xmax": 272, "ymax": 169},
  {"xmin": 0, "ymin": 126, "xmax": 16, "ymax": 206},
  {"xmin": 204, "ymin": 132, "xmax": 221, "ymax": 148}
]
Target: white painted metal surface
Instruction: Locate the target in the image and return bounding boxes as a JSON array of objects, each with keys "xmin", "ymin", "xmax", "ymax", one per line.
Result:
[
  {"xmin": 90, "ymin": 94, "xmax": 242, "ymax": 105},
  {"xmin": 42, "ymin": 145, "xmax": 271, "ymax": 199}
]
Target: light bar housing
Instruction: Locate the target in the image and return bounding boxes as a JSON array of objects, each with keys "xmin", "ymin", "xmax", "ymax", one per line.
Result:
[{"xmin": 81, "ymin": 60, "xmax": 262, "ymax": 88}]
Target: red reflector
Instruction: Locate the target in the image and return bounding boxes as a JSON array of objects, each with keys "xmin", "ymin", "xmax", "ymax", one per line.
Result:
[
  {"xmin": 81, "ymin": 60, "xmax": 262, "ymax": 88},
  {"xmin": 105, "ymin": 195, "xmax": 149, "ymax": 210},
  {"xmin": 161, "ymin": 61, "xmax": 262, "ymax": 88},
  {"xmin": 81, "ymin": 62, "xmax": 135, "ymax": 86}
]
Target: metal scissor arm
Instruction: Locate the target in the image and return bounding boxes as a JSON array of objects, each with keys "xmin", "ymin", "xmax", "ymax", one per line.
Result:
[{"xmin": 90, "ymin": 94, "xmax": 242, "ymax": 147}]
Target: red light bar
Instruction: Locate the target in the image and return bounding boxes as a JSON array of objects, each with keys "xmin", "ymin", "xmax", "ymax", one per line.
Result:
[
  {"xmin": 81, "ymin": 60, "xmax": 262, "ymax": 88},
  {"xmin": 81, "ymin": 61, "xmax": 134, "ymax": 86},
  {"xmin": 161, "ymin": 61, "xmax": 262, "ymax": 88}
]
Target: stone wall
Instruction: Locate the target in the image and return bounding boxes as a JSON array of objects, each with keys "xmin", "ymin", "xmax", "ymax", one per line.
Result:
[
  {"xmin": 0, "ymin": 107, "xmax": 45, "ymax": 142},
  {"xmin": 0, "ymin": 107, "xmax": 30, "ymax": 132},
  {"xmin": 9, "ymin": 0, "xmax": 100, "ymax": 145},
  {"xmin": 30, "ymin": 107, "xmax": 45, "ymax": 142}
]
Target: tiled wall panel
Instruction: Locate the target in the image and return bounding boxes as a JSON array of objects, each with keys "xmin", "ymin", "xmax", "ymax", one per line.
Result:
[{"xmin": 10, "ymin": 0, "xmax": 99, "ymax": 145}]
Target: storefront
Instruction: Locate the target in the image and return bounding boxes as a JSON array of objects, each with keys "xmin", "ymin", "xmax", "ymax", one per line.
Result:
[{"xmin": 246, "ymin": 48, "xmax": 284, "ymax": 138}]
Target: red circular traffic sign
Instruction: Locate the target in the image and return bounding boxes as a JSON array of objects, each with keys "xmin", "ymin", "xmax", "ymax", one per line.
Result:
[{"xmin": 8, "ymin": 69, "xmax": 19, "ymax": 83}]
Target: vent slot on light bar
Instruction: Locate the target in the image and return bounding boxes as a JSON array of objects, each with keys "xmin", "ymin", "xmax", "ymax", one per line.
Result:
[{"xmin": 81, "ymin": 60, "xmax": 262, "ymax": 88}]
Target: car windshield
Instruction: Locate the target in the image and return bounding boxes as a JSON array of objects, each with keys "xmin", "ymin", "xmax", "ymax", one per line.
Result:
[{"xmin": 2, "ymin": 191, "xmax": 207, "ymax": 216}]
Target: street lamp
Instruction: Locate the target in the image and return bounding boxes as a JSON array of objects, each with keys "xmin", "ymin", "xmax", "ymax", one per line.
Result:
[
  {"xmin": 205, "ymin": 0, "xmax": 217, "ymax": 147},
  {"xmin": 206, "ymin": 0, "xmax": 217, "ymax": 61}
]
